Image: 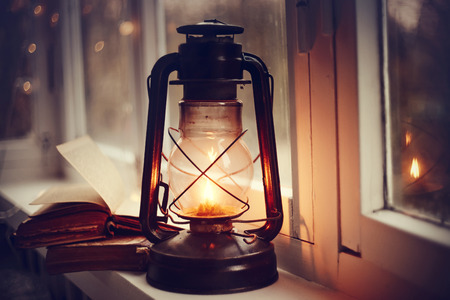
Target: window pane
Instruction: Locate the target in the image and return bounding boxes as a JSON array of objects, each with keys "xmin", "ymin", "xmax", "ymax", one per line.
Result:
[
  {"xmin": 386, "ymin": 0, "xmax": 450, "ymax": 225},
  {"xmin": 80, "ymin": 0, "xmax": 141, "ymax": 153},
  {"xmin": 163, "ymin": 0, "xmax": 292, "ymax": 188},
  {"xmin": 0, "ymin": 0, "xmax": 61, "ymax": 140},
  {"xmin": 79, "ymin": 0, "xmax": 147, "ymax": 195}
]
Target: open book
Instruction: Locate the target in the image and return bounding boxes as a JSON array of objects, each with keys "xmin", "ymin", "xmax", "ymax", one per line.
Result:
[{"xmin": 13, "ymin": 136, "xmax": 142, "ymax": 249}]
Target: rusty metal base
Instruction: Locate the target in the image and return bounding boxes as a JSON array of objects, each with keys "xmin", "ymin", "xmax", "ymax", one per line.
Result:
[{"xmin": 146, "ymin": 230, "xmax": 278, "ymax": 294}]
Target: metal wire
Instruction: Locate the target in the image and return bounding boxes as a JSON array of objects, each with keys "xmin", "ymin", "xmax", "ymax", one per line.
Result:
[{"xmin": 167, "ymin": 128, "xmax": 251, "ymax": 218}]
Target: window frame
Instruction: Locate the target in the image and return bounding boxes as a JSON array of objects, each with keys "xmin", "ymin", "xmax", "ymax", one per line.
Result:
[
  {"xmin": 280, "ymin": 1, "xmax": 450, "ymax": 299},
  {"xmin": 275, "ymin": 0, "xmax": 340, "ymax": 285},
  {"xmin": 338, "ymin": 0, "xmax": 450, "ymax": 299}
]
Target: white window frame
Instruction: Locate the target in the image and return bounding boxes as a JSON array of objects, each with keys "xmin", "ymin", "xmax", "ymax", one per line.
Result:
[
  {"xmin": 60, "ymin": 0, "xmax": 87, "ymax": 142},
  {"xmin": 338, "ymin": 1, "xmax": 450, "ymax": 299},
  {"xmin": 278, "ymin": 1, "xmax": 450, "ymax": 299},
  {"xmin": 274, "ymin": 0, "xmax": 340, "ymax": 284}
]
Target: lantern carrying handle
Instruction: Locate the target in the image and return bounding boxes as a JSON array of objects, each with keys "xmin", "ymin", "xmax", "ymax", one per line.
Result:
[
  {"xmin": 242, "ymin": 52, "xmax": 284, "ymax": 242},
  {"xmin": 140, "ymin": 52, "xmax": 181, "ymax": 243}
]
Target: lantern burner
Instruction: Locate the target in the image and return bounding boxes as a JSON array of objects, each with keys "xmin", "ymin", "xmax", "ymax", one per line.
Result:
[{"xmin": 189, "ymin": 219, "xmax": 233, "ymax": 234}]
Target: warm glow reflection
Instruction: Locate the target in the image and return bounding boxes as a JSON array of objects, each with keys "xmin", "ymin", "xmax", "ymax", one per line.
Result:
[
  {"xmin": 410, "ymin": 157, "xmax": 420, "ymax": 179},
  {"xmin": 34, "ymin": 5, "xmax": 43, "ymax": 16},
  {"xmin": 119, "ymin": 21, "xmax": 134, "ymax": 36},
  {"xmin": 405, "ymin": 131, "xmax": 412, "ymax": 146},
  {"xmin": 23, "ymin": 81, "xmax": 32, "ymax": 94},
  {"xmin": 28, "ymin": 43, "xmax": 36, "ymax": 54},
  {"xmin": 207, "ymin": 148, "xmax": 217, "ymax": 162},
  {"xmin": 94, "ymin": 41, "xmax": 105, "ymax": 52},
  {"xmin": 51, "ymin": 12, "xmax": 59, "ymax": 25}
]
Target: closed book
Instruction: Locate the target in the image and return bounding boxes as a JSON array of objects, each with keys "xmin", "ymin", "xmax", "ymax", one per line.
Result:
[{"xmin": 45, "ymin": 235, "xmax": 151, "ymax": 274}]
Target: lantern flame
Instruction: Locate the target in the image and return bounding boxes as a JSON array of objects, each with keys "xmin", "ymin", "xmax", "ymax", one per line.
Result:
[
  {"xmin": 195, "ymin": 177, "xmax": 230, "ymax": 217},
  {"xmin": 203, "ymin": 147, "xmax": 217, "ymax": 204},
  {"xmin": 410, "ymin": 157, "xmax": 420, "ymax": 179},
  {"xmin": 203, "ymin": 178, "xmax": 215, "ymax": 204},
  {"xmin": 189, "ymin": 146, "xmax": 237, "ymax": 217}
]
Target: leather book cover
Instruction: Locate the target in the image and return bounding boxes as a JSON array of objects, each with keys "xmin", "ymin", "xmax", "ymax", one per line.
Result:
[{"xmin": 45, "ymin": 235, "xmax": 151, "ymax": 274}]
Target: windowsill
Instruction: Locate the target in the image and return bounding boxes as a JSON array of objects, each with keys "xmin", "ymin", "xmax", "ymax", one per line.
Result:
[
  {"xmin": 0, "ymin": 178, "xmax": 353, "ymax": 300},
  {"xmin": 358, "ymin": 208, "xmax": 450, "ymax": 298},
  {"xmin": 364, "ymin": 209, "xmax": 450, "ymax": 248}
]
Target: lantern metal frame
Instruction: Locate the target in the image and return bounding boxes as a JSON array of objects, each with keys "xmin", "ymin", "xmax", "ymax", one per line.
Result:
[{"xmin": 139, "ymin": 20, "xmax": 284, "ymax": 294}]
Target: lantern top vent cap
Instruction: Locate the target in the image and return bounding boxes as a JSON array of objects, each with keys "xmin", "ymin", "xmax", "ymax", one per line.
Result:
[{"xmin": 177, "ymin": 19, "xmax": 244, "ymax": 36}]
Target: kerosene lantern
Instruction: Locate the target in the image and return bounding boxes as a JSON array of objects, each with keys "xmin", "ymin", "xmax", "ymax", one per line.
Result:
[{"xmin": 139, "ymin": 20, "xmax": 283, "ymax": 294}]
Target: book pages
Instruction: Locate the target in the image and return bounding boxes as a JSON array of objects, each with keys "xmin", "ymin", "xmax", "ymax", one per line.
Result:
[
  {"xmin": 30, "ymin": 183, "xmax": 106, "ymax": 206},
  {"xmin": 55, "ymin": 135, "xmax": 125, "ymax": 213}
]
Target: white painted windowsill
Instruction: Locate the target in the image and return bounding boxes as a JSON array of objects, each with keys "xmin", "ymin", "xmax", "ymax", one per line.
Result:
[{"xmin": 0, "ymin": 179, "xmax": 353, "ymax": 300}]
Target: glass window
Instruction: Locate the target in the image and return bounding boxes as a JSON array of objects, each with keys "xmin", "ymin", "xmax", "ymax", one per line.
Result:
[
  {"xmin": 0, "ymin": 0, "xmax": 63, "ymax": 182},
  {"xmin": 60, "ymin": 0, "xmax": 292, "ymax": 204},
  {"xmin": 80, "ymin": 0, "xmax": 143, "ymax": 153},
  {"xmin": 0, "ymin": 0, "xmax": 33, "ymax": 140},
  {"xmin": 1, "ymin": 0, "xmax": 292, "ymax": 197},
  {"xmin": 0, "ymin": 0, "xmax": 62, "ymax": 140},
  {"xmin": 386, "ymin": 0, "xmax": 450, "ymax": 226},
  {"xmin": 77, "ymin": 0, "xmax": 149, "ymax": 194}
]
